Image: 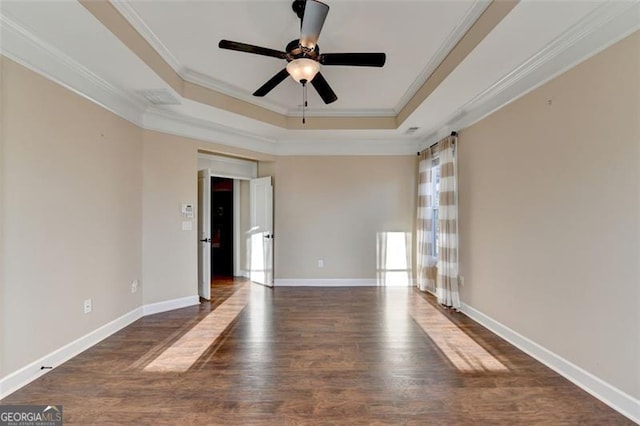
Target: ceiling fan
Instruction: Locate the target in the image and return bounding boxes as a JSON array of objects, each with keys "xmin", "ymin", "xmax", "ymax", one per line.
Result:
[{"xmin": 218, "ymin": 0, "xmax": 386, "ymax": 107}]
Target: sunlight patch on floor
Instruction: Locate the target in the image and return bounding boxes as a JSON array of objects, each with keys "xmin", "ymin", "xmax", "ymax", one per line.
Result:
[
  {"xmin": 384, "ymin": 288, "xmax": 411, "ymax": 340},
  {"xmin": 409, "ymin": 297, "xmax": 508, "ymax": 373},
  {"xmin": 144, "ymin": 284, "xmax": 250, "ymax": 373}
]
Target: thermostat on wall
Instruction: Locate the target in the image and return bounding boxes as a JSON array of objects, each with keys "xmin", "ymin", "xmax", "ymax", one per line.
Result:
[{"xmin": 181, "ymin": 203, "xmax": 194, "ymax": 218}]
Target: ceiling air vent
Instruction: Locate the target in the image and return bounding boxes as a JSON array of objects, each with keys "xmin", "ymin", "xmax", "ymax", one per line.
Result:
[
  {"xmin": 140, "ymin": 89, "xmax": 181, "ymax": 105},
  {"xmin": 405, "ymin": 126, "xmax": 420, "ymax": 135}
]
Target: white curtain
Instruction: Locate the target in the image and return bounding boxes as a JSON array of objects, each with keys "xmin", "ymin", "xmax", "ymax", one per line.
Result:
[
  {"xmin": 416, "ymin": 149, "xmax": 437, "ymax": 292},
  {"xmin": 436, "ymin": 136, "xmax": 460, "ymax": 309}
]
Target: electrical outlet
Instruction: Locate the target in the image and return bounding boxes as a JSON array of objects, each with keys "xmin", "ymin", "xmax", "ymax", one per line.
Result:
[
  {"xmin": 131, "ymin": 280, "xmax": 139, "ymax": 293},
  {"xmin": 83, "ymin": 299, "xmax": 92, "ymax": 314},
  {"xmin": 317, "ymin": 259, "xmax": 324, "ymax": 268}
]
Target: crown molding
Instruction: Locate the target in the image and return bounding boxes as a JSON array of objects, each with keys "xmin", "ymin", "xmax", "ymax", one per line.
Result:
[
  {"xmin": 180, "ymin": 67, "xmax": 290, "ymax": 115},
  {"xmin": 419, "ymin": 0, "xmax": 640, "ymax": 149},
  {"xmin": 0, "ymin": 12, "xmax": 147, "ymax": 127},
  {"xmin": 275, "ymin": 137, "xmax": 420, "ymax": 156},
  {"xmin": 286, "ymin": 107, "xmax": 397, "ymax": 118},
  {"xmin": 110, "ymin": 0, "xmax": 184, "ymax": 76},
  {"xmin": 144, "ymin": 108, "xmax": 418, "ymax": 156},
  {"xmin": 143, "ymin": 108, "xmax": 278, "ymax": 155},
  {"xmin": 394, "ymin": 0, "xmax": 491, "ymax": 114},
  {"xmin": 184, "ymin": 67, "xmax": 397, "ymax": 118}
]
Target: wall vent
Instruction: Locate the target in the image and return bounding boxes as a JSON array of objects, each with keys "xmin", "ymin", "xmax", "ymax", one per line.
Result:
[{"xmin": 140, "ymin": 89, "xmax": 181, "ymax": 105}]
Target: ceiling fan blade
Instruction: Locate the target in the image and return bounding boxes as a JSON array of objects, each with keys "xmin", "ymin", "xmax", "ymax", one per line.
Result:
[
  {"xmin": 300, "ymin": 0, "xmax": 329, "ymax": 49},
  {"xmin": 320, "ymin": 53, "xmax": 386, "ymax": 67},
  {"xmin": 253, "ymin": 68, "xmax": 290, "ymax": 97},
  {"xmin": 219, "ymin": 40, "xmax": 287, "ymax": 59},
  {"xmin": 310, "ymin": 72, "xmax": 337, "ymax": 104}
]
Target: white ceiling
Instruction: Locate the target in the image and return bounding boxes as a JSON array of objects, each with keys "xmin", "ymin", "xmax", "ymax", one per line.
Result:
[
  {"xmin": 1, "ymin": 0, "xmax": 638, "ymax": 155},
  {"xmin": 124, "ymin": 0, "xmax": 479, "ymax": 113}
]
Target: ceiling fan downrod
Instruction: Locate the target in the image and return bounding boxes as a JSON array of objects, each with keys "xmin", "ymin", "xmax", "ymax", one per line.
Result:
[{"xmin": 292, "ymin": 0, "xmax": 306, "ymax": 21}]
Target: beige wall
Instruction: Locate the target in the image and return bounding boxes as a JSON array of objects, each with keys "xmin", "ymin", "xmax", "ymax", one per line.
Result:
[
  {"xmin": 269, "ymin": 156, "xmax": 416, "ymax": 279},
  {"xmin": 141, "ymin": 130, "xmax": 199, "ymax": 304},
  {"xmin": 1, "ymin": 57, "xmax": 143, "ymax": 374},
  {"xmin": 0, "ymin": 56, "xmax": 275, "ymax": 381},
  {"xmin": 141, "ymin": 133, "xmax": 273, "ymax": 304},
  {"xmin": 458, "ymin": 32, "xmax": 639, "ymax": 398},
  {"xmin": 0, "ymin": 56, "xmax": 6, "ymax": 377}
]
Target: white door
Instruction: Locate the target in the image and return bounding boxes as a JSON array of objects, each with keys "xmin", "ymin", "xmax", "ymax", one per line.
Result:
[
  {"xmin": 249, "ymin": 177, "xmax": 273, "ymax": 287},
  {"xmin": 197, "ymin": 170, "xmax": 211, "ymax": 300}
]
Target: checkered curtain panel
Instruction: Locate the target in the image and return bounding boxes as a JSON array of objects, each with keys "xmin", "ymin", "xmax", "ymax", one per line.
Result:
[
  {"xmin": 436, "ymin": 136, "xmax": 461, "ymax": 309},
  {"xmin": 416, "ymin": 148, "xmax": 437, "ymax": 293}
]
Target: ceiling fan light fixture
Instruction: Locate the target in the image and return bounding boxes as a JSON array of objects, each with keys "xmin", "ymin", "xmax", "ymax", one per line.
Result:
[{"xmin": 286, "ymin": 58, "xmax": 320, "ymax": 83}]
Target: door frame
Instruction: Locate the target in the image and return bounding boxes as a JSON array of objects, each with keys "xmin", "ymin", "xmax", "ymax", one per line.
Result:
[
  {"xmin": 232, "ymin": 179, "xmax": 245, "ymax": 277},
  {"xmin": 197, "ymin": 153, "xmax": 261, "ymax": 292}
]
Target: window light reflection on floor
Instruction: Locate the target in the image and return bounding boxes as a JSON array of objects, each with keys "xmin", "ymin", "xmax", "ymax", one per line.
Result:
[
  {"xmin": 409, "ymin": 297, "xmax": 509, "ymax": 373},
  {"xmin": 144, "ymin": 284, "xmax": 251, "ymax": 373}
]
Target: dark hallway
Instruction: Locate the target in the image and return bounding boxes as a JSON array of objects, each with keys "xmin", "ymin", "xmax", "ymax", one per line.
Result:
[{"xmin": 210, "ymin": 177, "xmax": 234, "ymax": 277}]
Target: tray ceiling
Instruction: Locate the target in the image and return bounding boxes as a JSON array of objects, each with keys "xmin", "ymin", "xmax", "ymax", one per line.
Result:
[{"xmin": 1, "ymin": 0, "xmax": 637, "ymax": 154}]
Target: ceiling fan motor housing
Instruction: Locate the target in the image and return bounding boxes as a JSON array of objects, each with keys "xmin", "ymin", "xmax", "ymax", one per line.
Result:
[{"xmin": 286, "ymin": 39, "xmax": 319, "ymax": 62}]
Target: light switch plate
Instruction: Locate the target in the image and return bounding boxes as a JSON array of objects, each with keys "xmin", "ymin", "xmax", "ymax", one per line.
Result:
[{"xmin": 182, "ymin": 221, "xmax": 193, "ymax": 231}]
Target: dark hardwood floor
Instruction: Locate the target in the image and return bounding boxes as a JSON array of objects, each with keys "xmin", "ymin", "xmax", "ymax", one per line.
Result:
[
  {"xmin": 1, "ymin": 282, "xmax": 632, "ymax": 424},
  {"xmin": 209, "ymin": 275, "xmax": 248, "ymax": 309}
]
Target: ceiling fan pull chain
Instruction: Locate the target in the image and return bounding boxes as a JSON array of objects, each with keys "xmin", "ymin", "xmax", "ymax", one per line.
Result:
[{"xmin": 302, "ymin": 82, "xmax": 307, "ymax": 124}]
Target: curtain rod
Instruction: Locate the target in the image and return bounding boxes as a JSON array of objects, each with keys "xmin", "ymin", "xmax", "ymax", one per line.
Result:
[{"xmin": 417, "ymin": 131, "xmax": 457, "ymax": 156}]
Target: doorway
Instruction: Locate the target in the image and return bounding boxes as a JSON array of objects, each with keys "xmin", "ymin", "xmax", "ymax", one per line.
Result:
[
  {"xmin": 210, "ymin": 177, "xmax": 234, "ymax": 278},
  {"xmin": 196, "ymin": 153, "xmax": 272, "ymax": 300}
]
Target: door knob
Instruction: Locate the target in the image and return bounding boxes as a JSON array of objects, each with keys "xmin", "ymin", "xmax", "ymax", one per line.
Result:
[{"xmin": 200, "ymin": 238, "xmax": 211, "ymax": 243}]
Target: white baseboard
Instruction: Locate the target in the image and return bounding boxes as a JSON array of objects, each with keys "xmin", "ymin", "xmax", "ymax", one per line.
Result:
[
  {"xmin": 0, "ymin": 295, "xmax": 200, "ymax": 400},
  {"xmin": 142, "ymin": 295, "xmax": 200, "ymax": 316},
  {"xmin": 275, "ymin": 278, "xmax": 378, "ymax": 287},
  {"xmin": 460, "ymin": 302, "xmax": 640, "ymax": 423},
  {"xmin": 0, "ymin": 307, "xmax": 143, "ymax": 400}
]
